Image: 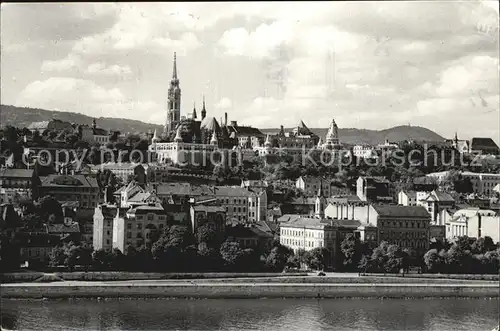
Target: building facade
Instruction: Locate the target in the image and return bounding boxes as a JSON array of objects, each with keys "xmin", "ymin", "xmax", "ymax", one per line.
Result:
[{"xmin": 39, "ymin": 174, "xmax": 100, "ymax": 211}]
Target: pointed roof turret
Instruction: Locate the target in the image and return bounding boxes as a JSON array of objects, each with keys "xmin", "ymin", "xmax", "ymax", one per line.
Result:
[
  {"xmin": 317, "ymin": 137, "xmax": 323, "ymax": 148},
  {"xmin": 174, "ymin": 126, "xmax": 183, "ymax": 142},
  {"xmin": 210, "ymin": 130, "xmax": 218, "ymax": 145},
  {"xmin": 192, "ymin": 102, "xmax": 197, "ymax": 119},
  {"xmin": 201, "ymin": 95, "xmax": 207, "ymax": 119},
  {"xmin": 152, "ymin": 129, "xmax": 160, "ymax": 143},
  {"xmin": 264, "ymin": 134, "xmax": 271, "ymax": 147}
]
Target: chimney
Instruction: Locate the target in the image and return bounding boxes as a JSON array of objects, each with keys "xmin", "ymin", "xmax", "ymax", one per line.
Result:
[
  {"xmin": 225, "ymin": 113, "xmax": 228, "ymax": 126},
  {"xmin": 230, "ymin": 120, "xmax": 237, "ymax": 126}
]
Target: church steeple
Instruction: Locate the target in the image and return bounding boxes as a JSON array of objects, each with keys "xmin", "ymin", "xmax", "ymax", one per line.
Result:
[
  {"xmin": 192, "ymin": 102, "xmax": 197, "ymax": 119},
  {"xmin": 315, "ymin": 181, "xmax": 325, "ymax": 219},
  {"xmin": 201, "ymin": 95, "xmax": 207, "ymax": 120},
  {"xmin": 164, "ymin": 52, "xmax": 181, "ymax": 134},
  {"xmin": 172, "ymin": 52, "xmax": 178, "ymax": 80}
]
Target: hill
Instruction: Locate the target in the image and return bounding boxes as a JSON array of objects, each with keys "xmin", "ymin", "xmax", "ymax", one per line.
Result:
[
  {"xmin": 1, "ymin": 104, "xmax": 444, "ymax": 144},
  {"xmin": 0, "ymin": 105, "xmax": 163, "ymax": 134},
  {"xmin": 260, "ymin": 125, "xmax": 445, "ymax": 145}
]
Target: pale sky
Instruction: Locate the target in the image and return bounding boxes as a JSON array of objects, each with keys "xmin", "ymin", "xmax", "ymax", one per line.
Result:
[{"xmin": 1, "ymin": 2, "xmax": 499, "ymax": 142}]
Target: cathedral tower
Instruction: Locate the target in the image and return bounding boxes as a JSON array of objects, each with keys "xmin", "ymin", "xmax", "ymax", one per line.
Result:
[{"xmin": 164, "ymin": 52, "xmax": 182, "ymax": 134}]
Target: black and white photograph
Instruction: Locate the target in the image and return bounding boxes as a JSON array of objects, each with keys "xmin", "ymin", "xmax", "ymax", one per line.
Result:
[{"xmin": 0, "ymin": 2, "xmax": 499, "ymax": 330}]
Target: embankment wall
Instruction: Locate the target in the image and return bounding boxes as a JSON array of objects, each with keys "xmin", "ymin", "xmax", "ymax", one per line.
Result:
[{"xmin": 2, "ymin": 283, "xmax": 499, "ymax": 299}]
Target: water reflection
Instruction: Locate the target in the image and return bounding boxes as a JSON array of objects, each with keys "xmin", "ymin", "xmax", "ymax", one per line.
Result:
[{"xmin": 1, "ymin": 298, "xmax": 498, "ymax": 331}]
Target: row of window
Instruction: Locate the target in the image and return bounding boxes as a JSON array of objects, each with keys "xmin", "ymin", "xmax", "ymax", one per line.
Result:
[
  {"xmin": 281, "ymin": 229, "xmax": 330, "ymax": 239},
  {"xmin": 380, "ymin": 220, "xmax": 427, "ymax": 229},
  {"xmin": 282, "ymin": 238, "xmax": 324, "ymax": 248},
  {"xmin": 226, "ymin": 206, "xmax": 246, "ymax": 214},
  {"xmin": 385, "ymin": 231, "xmax": 427, "ymax": 239}
]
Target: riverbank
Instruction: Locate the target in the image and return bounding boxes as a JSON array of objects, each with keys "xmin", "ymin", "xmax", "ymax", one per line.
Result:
[
  {"xmin": 2, "ymin": 279, "xmax": 499, "ymax": 299},
  {"xmin": 1, "ymin": 272, "xmax": 308, "ymax": 283}
]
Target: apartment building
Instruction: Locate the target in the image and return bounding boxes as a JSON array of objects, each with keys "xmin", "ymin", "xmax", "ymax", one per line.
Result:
[
  {"xmin": 112, "ymin": 203, "xmax": 169, "ymax": 252},
  {"xmin": 356, "ymin": 176, "xmax": 393, "ymax": 203},
  {"xmin": 279, "ymin": 216, "xmax": 376, "ymax": 269},
  {"xmin": 427, "ymin": 170, "xmax": 500, "ymax": 197},
  {"xmin": 0, "ymin": 168, "xmax": 40, "ymax": 203},
  {"xmin": 461, "ymin": 172, "xmax": 500, "ymax": 197},
  {"xmin": 154, "ymin": 183, "xmax": 266, "ymax": 223},
  {"xmin": 296, "ymin": 176, "xmax": 335, "ymax": 197},
  {"xmin": 90, "ymin": 162, "xmax": 146, "ymax": 185},
  {"xmin": 189, "ymin": 204, "xmax": 226, "ymax": 234},
  {"xmin": 416, "ymin": 190, "xmax": 455, "ymax": 224},
  {"xmin": 324, "ymin": 195, "xmax": 368, "ymax": 220},
  {"xmin": 371, "ymin": 205, "xmax": 431, "ymax": 256},
  {"xmin": 39, "ymin": 174, "xmax": 100, "ymax": 211},
  {"xmin": 93, "ymin": 204, "xmax": 118, "ymax": 251}
]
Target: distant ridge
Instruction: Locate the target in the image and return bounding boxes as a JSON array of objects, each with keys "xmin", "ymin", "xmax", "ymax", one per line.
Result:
[
  {"xmin": 1, "ymin": 104, "xmax": 445, "ymax": 144},
  {"xmin": 0, "ymin": 105, "xmax": 163, "ymax": 134},
  {"xmin": 261, "ymin": 125, "xmax": 445, "ymax": 145}
]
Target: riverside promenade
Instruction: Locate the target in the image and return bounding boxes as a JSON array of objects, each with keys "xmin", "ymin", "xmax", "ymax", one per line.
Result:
[{"xmin": 2, "ymin": 274, "xmax": 499, "ymax": 299}]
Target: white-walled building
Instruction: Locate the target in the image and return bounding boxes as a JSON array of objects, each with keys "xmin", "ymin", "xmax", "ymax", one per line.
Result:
[
  {"xmin": 427, "ymin": 170, "xmax": 500, "ymax": 197},
  {"xmin": 352, "ymin": 145, "xmax": 378, "ymax": 159}
]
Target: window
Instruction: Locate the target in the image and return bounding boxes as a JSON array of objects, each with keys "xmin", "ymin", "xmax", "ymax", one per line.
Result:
[
  {"xmin": 127, "ymin": 223, "xmax": 132, "ymax": 229},
  {"xmin": 137, "ymin": 223, "xmax": 142, "ymax": 230},
  {"xmin": 127, "ymin": 232, "xmax": 132, "ymax": 238}
]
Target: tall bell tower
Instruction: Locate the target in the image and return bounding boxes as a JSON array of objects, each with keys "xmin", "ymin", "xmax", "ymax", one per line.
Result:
[{"xmin": 164, "ymin": 52, "xmax": 182, "ymax": 134}]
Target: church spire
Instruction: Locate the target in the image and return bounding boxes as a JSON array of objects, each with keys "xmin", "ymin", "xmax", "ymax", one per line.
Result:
[
  {"xmin": 201, "ymin": 95, "xmax": 207, "ymax": 120},
  {"xmin": 192, "ymin": 101, "xmax": 197, "ymax": 119},
  {"xmin": 172, "ymin": 52, "xmax": 177, "ymax": 79}
]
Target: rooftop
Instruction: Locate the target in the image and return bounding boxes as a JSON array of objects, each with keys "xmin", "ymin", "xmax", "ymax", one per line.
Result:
[
  {"xmin": 192, "ymin": 205, "xmax": 225, "ymax": 213},
  {"xmin": 0, "ymin": 168, "xmax": 34, "ymax": 179},
  {"xmin": 40, "ymin": 174, "xmax": 99, "ymax": 188},
  {"xmin": 372, "ymin": 205, "xmax": 431, "ymax": 219},
  {"xmin": 46, "ymin": 223, "xmax": 80, "ymax": 233}
]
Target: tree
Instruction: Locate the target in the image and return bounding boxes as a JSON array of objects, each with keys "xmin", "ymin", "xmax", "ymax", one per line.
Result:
[
  {"xmin": 151, "ymin": 225, "xmax": 196, "ymax": 271},
  {"xmin": 49, "ymin": 246, "xmax": 67, "ymax": 267},
  {"xmin": 197, "ymin": 242, "xmax": 222, "ymax": 271},
  {"xmin": 37, "ymin": 195, "xmax": 63, "ymax": 222},
  {"xmin": 219, "ymin": 241, "xmax": 245, "ymax": 270},
  {"xmin": 92, "ymin": 249, "xmax": 112, "ymax": 270},
  {"xmin": 384, "ymin": 244, "xmax": 405, "ymax": 273},
  {"xmin": 303, "ymin": 247, "xmax": 331, "ymax": 271},
  {"xmin": 265, "ymin": 243, "xmax": 294, "ymax": 272},
  {"xmin": 358, "ymin": 254, "xmax": 372, "ymax": 273},
  {"xmin": 195, "ymin": 223, "xmax": 220, "ymax": 247},
  {"xmin": 340, "ymin": 233, "xmax": 362, "ymax": 271},
  {"xmin": 471, "ymin": 236, "xmax": 496, "ymax": 255}
]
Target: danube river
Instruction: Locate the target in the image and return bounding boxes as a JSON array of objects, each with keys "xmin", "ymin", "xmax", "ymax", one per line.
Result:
[{"xmin": 1, "ymin": 298, "xmax": 498, "ymax": 330}]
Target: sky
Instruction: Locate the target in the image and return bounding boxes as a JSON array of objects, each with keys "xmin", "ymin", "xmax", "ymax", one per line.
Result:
[{"xmin": 1, "ymin": 2, "xmax": 499, "ymax": 143}]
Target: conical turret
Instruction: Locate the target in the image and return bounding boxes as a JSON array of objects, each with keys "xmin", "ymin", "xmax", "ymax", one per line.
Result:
[
  {"xmin": 192, "ymin": 102, "xmax": 197, "ymax": 120},
  {"xmin": 174, "ymin": 126, "xmax": 183, "ymax": 142},
  {"xmin": 210, "ymin": 130, "xmax": 218, "ymax": 145},
  {"xmin": 264, "ymin": 134, "xmax": 271, "ymax": 147},
  {"xmin": 152, "ymin": 129, "xmax": 160, "ymax": 143},
  {"xmin": 201, "ymin": 95, "xmax": 207, "ymax": 120}
]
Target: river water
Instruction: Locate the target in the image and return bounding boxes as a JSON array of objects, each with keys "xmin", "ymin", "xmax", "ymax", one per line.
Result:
[{"xmin": 1, "ymin": 298, "xmax": 498, "ymax": 330}]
